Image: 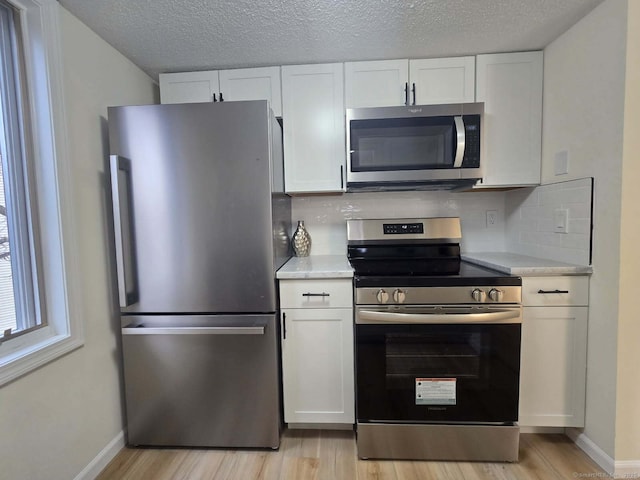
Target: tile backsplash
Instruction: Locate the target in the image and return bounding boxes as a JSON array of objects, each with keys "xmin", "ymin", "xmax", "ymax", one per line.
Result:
[
  {"xmin": 290, "ymin": 178, "xmax": 593, "ymax": 265},
  {"xmin": 291, "ymin": 190, "xmax": 507, "ymax": 255},
  {"xmin": 504, "ymin": 178, "xmax": 593, "ymax": 265}
]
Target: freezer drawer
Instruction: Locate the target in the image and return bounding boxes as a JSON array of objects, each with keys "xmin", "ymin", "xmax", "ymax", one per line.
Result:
[{"xmin": 121, "ymin": 314, "xmax": 281, "ymax": 448}]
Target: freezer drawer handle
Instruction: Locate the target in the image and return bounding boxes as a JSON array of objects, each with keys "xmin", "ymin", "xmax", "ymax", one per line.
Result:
[
  {"xmin": 537, "ymin": 289, "xmax": 569, "ymax": 294},
  {"xmin": 122, "ymin": 325, "xmax": 265, "ymax": 335}
]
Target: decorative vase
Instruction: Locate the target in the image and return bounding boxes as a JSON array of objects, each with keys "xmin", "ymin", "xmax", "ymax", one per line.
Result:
[{"xmin": 292, "ymin": 220, "xmax": 311, "ymax": 257}]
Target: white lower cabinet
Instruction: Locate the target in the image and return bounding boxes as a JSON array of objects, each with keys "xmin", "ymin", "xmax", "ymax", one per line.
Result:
[
  {"xmin": 279, "ymin": 279, "xmax": 354, "ymax": 425},
  {"xmin": 519, "ymin": 276, "xmax": 589, "ymax": 427}
]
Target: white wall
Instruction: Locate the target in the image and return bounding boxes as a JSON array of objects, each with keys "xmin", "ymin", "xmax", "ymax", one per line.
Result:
[
  {"xmin": 616, "ymin": 0, "xmax": 640, "ymax": 463},
  {"xmin": 505, "ymin": 178, "xmax": 593, "ymax": 265},
  {"xmin": 0, "ymin": 6, "xmax": 157, "ymax": 480},
  {"xmin": 542, "ymin": 0, "xmax": 627, "ymax": 460},
  {"xmin": 291, "ymin": 190, "xmax": 506, "ymax": 255}
]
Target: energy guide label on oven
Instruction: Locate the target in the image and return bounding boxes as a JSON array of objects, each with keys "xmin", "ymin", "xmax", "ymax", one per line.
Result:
[{"xmin": 416, "ymin": 378, "xmax": 457, "ymax": 405}]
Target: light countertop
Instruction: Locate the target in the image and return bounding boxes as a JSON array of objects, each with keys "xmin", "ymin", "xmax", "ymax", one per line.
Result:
[
  {"xmin": 462, "ymin": 252, "xmax": 593, "ymax": 276},
  {"xmin": 276, "ymin": 255, "xmax": 354, "ymax": 279}
]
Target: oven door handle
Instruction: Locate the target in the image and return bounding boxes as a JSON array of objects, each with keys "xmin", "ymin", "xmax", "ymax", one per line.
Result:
[{"xmin": 356, "ymin": 309, "xmax": 521, "ymax": 324}]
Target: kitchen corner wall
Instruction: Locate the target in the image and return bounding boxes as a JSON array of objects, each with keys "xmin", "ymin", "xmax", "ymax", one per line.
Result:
[
  {"xmin": 542, "ymin": 0, "xmax": 631, "ymax": 471},
  {"xmin": 505, "ymin": 178, "xmax": 593, "ymax": 265},
  {"xmin": 0, "ymin": 6, "xmax": 157, "ymax": 480},
  {"xmin": 291, "ymin": 190, "xmax": 507, "ymax": 254}
]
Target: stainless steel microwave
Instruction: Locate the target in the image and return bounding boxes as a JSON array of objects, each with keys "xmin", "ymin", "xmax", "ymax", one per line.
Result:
[{"xmin": 346, "ymin": 103, "xmax": 484, "ymax": 191}]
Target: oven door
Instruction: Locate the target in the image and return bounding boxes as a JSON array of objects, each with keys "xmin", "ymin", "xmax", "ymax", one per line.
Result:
[{"xmin": 355, "ymin": 305, "xmax": 521, "ymax": 424}]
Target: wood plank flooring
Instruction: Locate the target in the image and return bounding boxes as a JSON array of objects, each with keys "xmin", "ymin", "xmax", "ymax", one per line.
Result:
[{"xmin": 97, "ymin": 429, "xmax": 605, "ymax": 480}]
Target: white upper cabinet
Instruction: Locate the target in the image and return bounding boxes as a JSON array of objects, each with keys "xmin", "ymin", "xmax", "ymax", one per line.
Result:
[
  {"xmin": 345, "ymin": 57, "xmax": 475, "ymax": 108},
  {"xmin": 281, "ymin": 63, "xmax": 345, "ymax": 194},
  {"xmin": 160, "ymin": 71, "xmax": 219, "ymax": 104},
  {"xmin": 475, "ymin": 51, "xmax": 543, "ymax": 187},
  {"xmin": 409, "ymin": 57, "xmax": 475, "ymax": 105},
  {"xmin": 345, "ymin": 59, "xmax": 409, "ymax": 108},
  {"xmin": 159, "ymin": 67, "xmax": 282, "ymax": 116},
  {"xmin": 218, "ymin": 66, "xmax": 282, "ymax": 117}
]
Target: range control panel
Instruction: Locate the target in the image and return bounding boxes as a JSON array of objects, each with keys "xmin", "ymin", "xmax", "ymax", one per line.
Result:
[{"xmin": 383, "ymin": 222, "xmax": 424, "ymax": 235}]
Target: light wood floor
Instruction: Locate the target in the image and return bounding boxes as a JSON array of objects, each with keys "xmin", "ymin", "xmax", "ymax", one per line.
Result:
[{"xmin": 97, "ymin": 429, "xmax": 605, "ymax": 480}]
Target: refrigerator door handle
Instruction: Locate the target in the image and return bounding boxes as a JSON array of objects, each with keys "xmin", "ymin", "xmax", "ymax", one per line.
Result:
[
  {"xmin": 110, "ymin": 154, "xmax": 137, "ymax": 307},
  {"xmin": 122, "ymin": 325, "xmax": 265, "ymax": 335}
]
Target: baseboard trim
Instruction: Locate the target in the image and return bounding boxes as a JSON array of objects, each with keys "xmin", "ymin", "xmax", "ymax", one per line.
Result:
[
  {"xmin": 613, "ymin": 460, "xmax": 640, "ymax": 477},
  {"xmin": 566, "ymin": 428, "xmax": 615, "ymax": 475},
  {"xmin": 73, "ymin": 430, "xmax": 125, "ymax": 480},
  {"xmin": 566, "ymin": 429, "xmax": 640, "ymax": 477}
]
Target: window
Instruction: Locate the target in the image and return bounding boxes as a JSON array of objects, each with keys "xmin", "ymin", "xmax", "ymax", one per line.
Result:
[
  {"xmin": 0, "ymin": 0, "xmax": 43, "ymax": 341},
  {"xmin": 0, "ymin": 0, "xmax": 82, "ymax": 385}
]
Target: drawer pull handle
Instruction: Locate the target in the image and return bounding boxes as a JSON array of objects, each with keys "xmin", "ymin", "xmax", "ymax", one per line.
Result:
[
  {"xmin": 302, "ymin": 292, "xmax": 330, "ymax": 297},
  {"xmin": 537, "ymin": 289, "xmax": 569, "ymax": 294}
]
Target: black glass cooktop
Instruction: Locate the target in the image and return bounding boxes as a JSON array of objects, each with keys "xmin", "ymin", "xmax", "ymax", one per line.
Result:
[{"xmin": 353, "ymin": 261, "xmax": 521, "ymax": 288}]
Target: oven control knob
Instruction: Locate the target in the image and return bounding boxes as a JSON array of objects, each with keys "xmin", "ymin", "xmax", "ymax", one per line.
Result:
[
  {"xmin": 489, "ymin": 288, "xmax": 504, "ymax": 302},
  {"xmin": 471, "ymin": 288, "xmax": 486, "ymax": 302},
  {"xmin": 393, "ymin": 289, "xmax": 406, "ymax": 303},
  {"xmin": 376, "ymin": 289, "xmax": 389, "ymax": 304}
]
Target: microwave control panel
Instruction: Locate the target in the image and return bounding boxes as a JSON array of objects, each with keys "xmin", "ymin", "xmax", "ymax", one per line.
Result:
[{"xmin": 461, "ymin": 114, "xmax": 481, "ymax": 168}]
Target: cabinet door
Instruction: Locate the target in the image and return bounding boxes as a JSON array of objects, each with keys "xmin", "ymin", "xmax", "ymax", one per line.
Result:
[
  {"xmin": 345, "ymin": 59, "xmax": 409, "ymax": 108},
  {"xmin": 219, "ymin": 66, "xmax": 282, "ymax": 117},
  {"xmin": 281, "ymin": 63, "xmax": 345, "ymax": 193},
  {"xmin": 280, "ymin": 279, "xmax": 353, "ymax": 309},
  {"xmin": 519, "ymin": 306, "xmax": 588, "ymax": 427},
  {"xmin": 159, "ymin": 71, "xmax": 219, "ymax": 104},
  {"xmin": 522, "ymin": 276, "xmax": 589, "ymax": 307},
  {"xmin": 409, "ymin": 57, "xmax": 475, "ymax": 105},
  {"xmin": 475, "ymin": 51, "xmax": 543, "ymax": 187},
  {"xmin": 281, "ymin": 307, "xmax": 354, "ymax": 424}
]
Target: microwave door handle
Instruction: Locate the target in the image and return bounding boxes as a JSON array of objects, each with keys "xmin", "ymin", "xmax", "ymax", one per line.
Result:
[{"xmin": 453, "ymin": 116, "xmax": 465, "ymax": 168}]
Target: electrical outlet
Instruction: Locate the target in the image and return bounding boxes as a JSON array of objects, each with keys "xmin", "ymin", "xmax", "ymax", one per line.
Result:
[{"xmin": 486, "ymin": 210, "xmax": 498, "ymax": 228}]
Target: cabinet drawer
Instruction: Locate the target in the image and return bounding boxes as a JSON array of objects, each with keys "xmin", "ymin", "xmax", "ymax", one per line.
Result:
[
  {"xmin": 522, "ymin": 276, "xmax": 589, "ymax": 306},
  {"xmin": 280, "ymin": 279, "xmax": 353, "ymax": 309}
]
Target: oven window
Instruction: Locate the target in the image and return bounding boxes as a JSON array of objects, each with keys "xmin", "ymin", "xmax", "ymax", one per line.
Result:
[
  {"xmin": 385, "ymin": 332, "xmax": 484, "ymax": 389},
  {"xmin": 356, "ymin": 323, "xmax": 521, "ymax": 424},
  {"xmin": 350, "ymin": 117, "xmax": 455, "ymax": 172}
]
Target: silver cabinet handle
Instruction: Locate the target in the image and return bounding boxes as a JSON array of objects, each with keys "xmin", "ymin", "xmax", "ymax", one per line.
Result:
[
  {"xmin": 122, "ymin": 326, "xmax": 265, "ymax": 335},
  {"xmin": 537, "ymin": 289, "xmax": 569, "ymax": 294},
  {"xmin": 110, "ymin": 155, "xmax": 136, "ymax": 307},
  {"xmin": 453, "ymin": 116, "xmax": 465, "ymax": 168},
  {"xmin": 302, "ymin": 292, "xmax": 330, "ymax": 297},
  {"xmin": 356, "ymin": 309, "xmax": 521, "ymax": 325}
]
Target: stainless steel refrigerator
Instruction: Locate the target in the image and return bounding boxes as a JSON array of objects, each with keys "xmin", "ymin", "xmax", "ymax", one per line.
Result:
[{"xmin": 108, "ymin": 100, "xmax": 291, "ymax": 448}]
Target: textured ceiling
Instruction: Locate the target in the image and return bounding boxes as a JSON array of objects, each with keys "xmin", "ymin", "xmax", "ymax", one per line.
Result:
[{"xmin": 57, "ymin": 0, "xmax": 604, "ymax": 80}]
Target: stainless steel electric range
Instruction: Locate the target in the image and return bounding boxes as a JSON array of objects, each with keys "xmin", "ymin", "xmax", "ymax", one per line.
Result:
[{"xmin": 347, "ymin": 217, "xmax": 522, "ymax": 462}]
